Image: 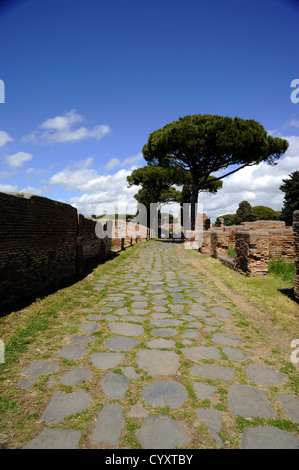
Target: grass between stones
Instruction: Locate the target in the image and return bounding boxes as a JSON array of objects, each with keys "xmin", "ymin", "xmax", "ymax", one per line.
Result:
[{"xmin": 0, "ymin": 240, "xmax": 298, "ymax": 449}]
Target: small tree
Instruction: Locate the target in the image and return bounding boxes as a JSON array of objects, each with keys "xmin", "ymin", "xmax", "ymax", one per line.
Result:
[
  {"xmin": 280, "ymin": 171, "xmax": 299, "ymax": 226},
  {"xmin": 235, "ymin": 201, "xmax": 255, "ymax": 224}
]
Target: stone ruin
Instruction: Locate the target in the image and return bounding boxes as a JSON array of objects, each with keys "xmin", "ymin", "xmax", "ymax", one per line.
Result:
[{"xmin": 186, "ymin": 212, "xmax": 299, "ymax": 302}]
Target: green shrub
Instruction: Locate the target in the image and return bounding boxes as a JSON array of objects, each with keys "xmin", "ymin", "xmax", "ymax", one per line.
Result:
[{"xmin": 268, "ymin": 258, "xmax": 295, "ymax": 283}]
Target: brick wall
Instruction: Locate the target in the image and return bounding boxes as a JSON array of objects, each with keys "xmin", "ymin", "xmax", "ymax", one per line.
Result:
[
  {"xmin": 0, "ymin": 192, "xmax": 111, "ymax": 309},
  {"xmin": 77, "ymin": 215, "xmax": 111, "ymax": 273},
  {"xmin": 294, "ymin": 210, "xmax": 299, "ymax": 302},
  {"xmin": 235, "ymin": 230, "xmax": 269, "ymax": 276},
  {"xmin": 268, "ymin": 228, "xmax": 295, "ymax": 261}
]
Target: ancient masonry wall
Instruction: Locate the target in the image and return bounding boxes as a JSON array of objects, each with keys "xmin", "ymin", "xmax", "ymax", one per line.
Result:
[
  {"xmin": 0, "ymin": 192, "xmax": 111, "ymax": 308},
  {"xmin": 294, "ymin": 211, "xmax": 299, "ymax": 302},
  {"xmin": 205, "ymin": 220, "xmax": 295, "ymax": 264}
]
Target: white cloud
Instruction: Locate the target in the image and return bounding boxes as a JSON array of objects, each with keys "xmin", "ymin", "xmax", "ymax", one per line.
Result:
[
  {"xmin": 48, "ymin": 156, "xmax": 142, "ymax": 216},
  {"xmin": 198, "ymin": 135, "xmax": 299, "ymax": 221},
  {"xmin": 0, "ymin": 130, "xmax": 14, "ymax": 147},
  {"xmin": 122, "ymin": 152, "xmax": 144, "ymax": 167},
  {"xmin": 48, "ymin": 157, "xmax": 98, "ymax": 190},
  {"xmin": 5, "ymin": 152, "xmax": 33, "ymax": 168},
  {"xmin": 22, "ymin": 110, "xmax": 111, "ymax": 144},
  {"xmin": 284, "ymin": 119, "xmax": 299, "ymax": 128},
  {"xmin": 19, "ymin": 186, "xmax": 48, "ymax": 195},
  {"xmin": 105, "ymin": 158, "xmax": 121, "ymax": 171},
  {"xmin": 0, "ymin": 184, "xmax": 18, "ymax": 192}
]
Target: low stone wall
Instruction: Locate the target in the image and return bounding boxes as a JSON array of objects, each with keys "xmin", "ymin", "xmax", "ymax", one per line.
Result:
[
  {"xmin": 268, "ymin": 228, "xmax": 295, "ymax": 261},
  {"xmin": 0, "ymin": 192, "xmax": 112, "ymax": 309},
  {"xmin": 77, "ymin": 215, "xmax": 111, "ymax": 273},
  {"xmin": 235, "ymin": 230, "xmax": 269, "ymax": 275}
]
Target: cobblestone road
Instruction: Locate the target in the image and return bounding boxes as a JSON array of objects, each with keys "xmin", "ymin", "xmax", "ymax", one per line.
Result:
[{"xmin": 18, "ymin": 241, "xmax": 299, "ymax": 449}]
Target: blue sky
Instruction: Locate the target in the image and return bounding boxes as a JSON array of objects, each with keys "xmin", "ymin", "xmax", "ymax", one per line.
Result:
[{"xmin": 0, "ymin": 0, "xmax": 298, "ymax": 221}]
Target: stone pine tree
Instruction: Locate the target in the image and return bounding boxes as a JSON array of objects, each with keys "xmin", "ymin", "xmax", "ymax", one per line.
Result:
[
  {"xmin": 280, "ymin": 171, "xmax": 299, "ymax": 226},
  {"xmin": 142, "ymin": 114, "xmax": 289, "ymax": 229},
  {"xmin": 235, "ymin": 201, "xmax": 255, "ymax": 224},
  {"xmin": 126, "ymin": 165, "xmax": 185, "ymax": 235}
]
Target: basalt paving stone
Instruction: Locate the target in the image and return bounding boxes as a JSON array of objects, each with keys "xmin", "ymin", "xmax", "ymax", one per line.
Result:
[
  {"xmin": 114, "ymin": 308, "xmax": 130, "ymax": 316},
  {"xmin": 21, "ymin": 360, "xmax": 60, "ymax": 377},
  {"xmin": 146, "ymin": 338, "xmax": 176, "ymax": 349},
  {"xmin": 101, "ymin": 307, "xmax": 113, "ymax": 313},
  {"xmin": 211, "ymin": 333, "xmax": 243, "ymax": 347},
  {"xmin": 203, "ymin": 327, "xmax": 218, "ymax": 333},
  {"xmin": 87, "ymin": 314, "xmax": 103, "ymax": 321},
  {"xmin": 240, "ymin": 426, "xmax": 299, "ymax": 449},
  {"xmin": 190, "ymin": 364, "xmax": 234, "ymax": 381},
  {"xmin": 71, "ymin": 335, "xmax": 97, "ymax": 346},
  {"xmin": 193, "ymin": 382, "xmax": 218, "ymax": 400},
  {"xmin": 108, "ymin": 322, "xmax": 144, "ymax": 337},
  {"xmin": 151, "ymin": 319, "xmax": 183, "ymax": 327},
  {"xmin": 222, "ymin": 346, "xmax": 249, "ymax": 361},
  {"xmin": 42, "ymin": 390, "xmax": 91, "ymax": 424},
  {"xmin": 277, "ymin": 394, "xmax": 299, "ymax": 424},
  {"xmin": 18, "ymin": 378, "xmax": 36, "ymax": 390},
  {"xmin": 228, "ymin": 385, "xmax": 277, "ymax": 418},
  {"xmin": 122, "ymin": 366, "xmax": 142, "ymax": 380},
  {"xmin": 92, "ymin": 403, "xmax": 124, "ymax": 446},
  {"xmin": 170, "ymin": 305, "xmax": 184, "ymax": 313},
  {"xmin": 131, "ymin": 302, "xmax": 148, "ymax": 309},
  {"xmin": 171, "ymin": 299, "xmax": 190, "ymax": 304},
  {"xmin": 60, "ymin": 365, "xmax": 92, "ymax": 386},
  {"xmin": 210, "ymin": 307, "xmax": 232, "ymax": 318},
  {"xmin": 105, "ymin": 336, "xmax": 139, "ymax": 351},
  {"xmin": 23, "ymin": 429, "xmax": 82, "ymax": 449},
  {"xmin": 152, "ymin": 299, "xmax": 168, "ymax": 306},
  {"xmin": 180, "ymin": 314, "xmax": 197, "ymax": 322},
  {"xmin": 136, "ymin": 415, "xmax": 190, "ymax": 449},
  {"xmin": 181, "ymin": 346, "xmax": 221, "ymax": 361},
  {"xmin": 130, "ymin": 309, "xmax": 150, "ymax": 316},
  {"xmin": 101, "ymin": 372, "xmax": 130, "ymax": 398},
  {"xmin": 151, "ymin": 306, "xmax": 168, "ymax": 312},
  {"xmin": 81, "ymin": 322, "xmax": 99, "ymax": 333},
  {"xmin": 107, "ymin": 301, "xmax": 126, "ymax": 307},
  {"xmin": 244, "ymin": 363, "xmax": 287, "ymax": 386},
  {"xmin": 195, "ymin": 408, "xmax": 223, "ymax": 433},
  {"xmin": 90, "ymin": 352, "xmax": 125, "ymax": 370},
  {"xmin": 182, "ymin": 330, "xmax": 199, "ymax": 339},
  {"xmin": 57, "ymin": 346, "xmax": 87, "ymax": 360},
  {"xmin": 141, "ymin": 381, "xmax": 188, "ymax": 409},
  {"xmin": 151, "ymin": 328, "xmax": 178, "ymax": 338},
  {"xmin": 127, "ymin": 402, "xmax": 150, "ymax": 418},
  {"xmin": 151, "ymin": 313, "xmax": 173, "ymax": 319},
  {"xmin": 122, "ymin": 315, "xmax": 146, "ymax": 323},
  {"xmin": 203, "ymin": 317, "xmax": 223, "ymax": 326},
  {"xmin": 136, "ymin": 350, "xmax": 180, "ymax": 376}
]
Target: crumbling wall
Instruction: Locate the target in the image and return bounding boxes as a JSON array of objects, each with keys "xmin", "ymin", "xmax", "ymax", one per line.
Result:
[
  {"xmin": 0, "ymin": 192, "xmax": 112, "ymax": 309},
  {"xmin": 77, "ymin": 215, "xmax": 111, "ymax": 273},
  {"xmin": 235, "ymin": 230, "xmax": 269, "ymax": 275}
]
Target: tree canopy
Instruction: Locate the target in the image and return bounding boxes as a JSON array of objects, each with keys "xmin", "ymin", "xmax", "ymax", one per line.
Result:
[
  {"xmin": 143, "ymin": 114, "xmax": 289, "ymax": 229},
  {"xmin": 216, "ymin": 202, "xmax": 282, "ymax": 226},
  {"xmin": 280, "ymin": 171, "xmax": 299, "ymax": 226}
]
